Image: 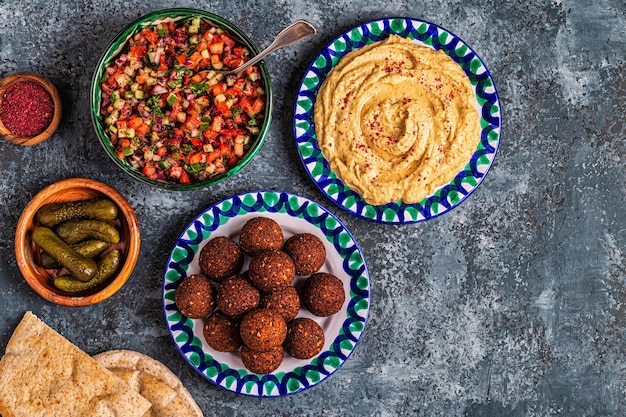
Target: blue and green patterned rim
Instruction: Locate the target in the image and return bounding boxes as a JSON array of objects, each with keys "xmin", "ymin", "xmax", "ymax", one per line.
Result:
[
  {"xmin": 162, "ymin": 190, "xmax": 370, "ymax": 397},
  {"xmin": 90, "ymin": 8, "xmax": 273, "ymax": 190},
  {"xmin": 293, "ymin": 17, "xmax": 501, "ymax": 224}
]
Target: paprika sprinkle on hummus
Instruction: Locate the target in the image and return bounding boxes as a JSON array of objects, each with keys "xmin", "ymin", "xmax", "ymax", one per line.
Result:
[
  {"xmin": 314, "ymin": 35, "xmax": 481, "ymax": 206},
  {"xmin": 0, "ymin": 80, "xmax": 54, "ymax": 137}
]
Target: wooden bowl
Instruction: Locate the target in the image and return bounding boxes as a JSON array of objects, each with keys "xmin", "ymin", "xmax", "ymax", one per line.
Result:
[
  {"xmin": 15, "ymin": 178, "xmax": 141, "ymax": 306},
  {"xmin": 0, "ymin": 72, "xmax": 62, "ymax": 146}
]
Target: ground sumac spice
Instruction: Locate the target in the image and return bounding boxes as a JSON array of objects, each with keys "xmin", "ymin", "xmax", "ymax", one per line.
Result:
[{"xmin": 0, "ymin": 80, "xmax": 54, "ymax": 137}]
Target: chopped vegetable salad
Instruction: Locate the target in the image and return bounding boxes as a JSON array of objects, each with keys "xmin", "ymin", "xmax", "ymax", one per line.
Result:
[{"xmin": 99, "ymin": 17, "xmax": 266, "ymax": 184}]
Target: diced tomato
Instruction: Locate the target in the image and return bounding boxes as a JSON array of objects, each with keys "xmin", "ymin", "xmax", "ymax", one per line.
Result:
[
  {"xmin": 233, "ymin": 46, "xmax": 245, "ymax": 57},
  {"xmin": 176, "ymin": 55, "xmax": 187, "ymax": 65},
  {"xmin": 167, "ymin": 136, "xmax": 182, "ymax": 148},
  {"xmin": 142, "ymin": 164, "xmax": 158, "ymax": 180},
  {"xmin": 116, "ymin": 119, "xmax": 128, "ymax": 130},
  {"xmin": 239, "ymin": 98, "xmax": 253, "ymax": 117},
  {"xmin": 169, "ymin": 166, "xmax": 190, "ymax": 184},
  {"xmin": 170, "ymin": 101, "xmax": 182, "ymax": 120},
  {"xmin": 203, "ymin": 128, "xmax": 219, "ymax": 140},
  {"xmin": 209, "ymin": 42, "xmax": 224, "ymax": 54},
  {"xmin": 189, "ymin": 51, "xmax": 202, "ymax": 63},
  {"xmin": 135, "ymin": 73, "xmax": 149, "ymax": 84},
  {"xmin": 129, "ymin": 45, "xmax": 147, "ymax": 58},
  {"xmin": 218, "ymin": 34, "xmax": 236, "ymax": 50},
  {"xmin": 212, "ymin": 82, "xmax": 227, "ymax": 96},
  {"xmin": 215, "ymin": 101, "xmax": 232, "ymax": 118},
  {"xmin": 220, "ymin": 128, "xmax": 238, "ymax": 139},
  {"xmin": 206, "ymin": 148, "xmax": 221, "ymax": 163},
  {"xmin": 186, "ymin": 151, "xmax": 204, "ymax": 165},
  {"xmin": 107, "ymin": 73, "xmax": 120, "ymax": 87},
  {"xmin": 223, "ymin": 55, "xmax": 244, "ymax": 69},
  {"xmin": 211, "ymin": 115, "xmax": 223, "ymax": 132},
  {"xmin": 210, "ymin": 54, "xmax": 222, "ymax": 68},
  {"xmin": 142, "ymin": 29, "xmax": 159, "ymax": 44},
  {"xmin": 136, "ymin": 123, "xmax": 150, "ymax": 136},
  {"xmin": 185, "ymin": 115, "xmax": 201, "ymax": 130},
  {"xmin": 127, "ymin": 116, "xmax": 143, "ymax": 130},
  {"xmin": 251, "ymin": 98, "xmax": 264, "ymax": 115},
  {"xmin": 156, "ymin": 146, "xmax": 168, "ymax": 156},
  {"xmin": 234, "ymin": 142, "xmax": 244, "ymax": 157},
  {"xmin": 191, "ymin": 138, "xmax": 203, "ymax": 148},
  {"xmin": 118, "ymin": 138, "xmax": 132, "ymax": 148},
  {"xmin": 232, "ymin": 111, "xmax": 246, "ymax": 125}
]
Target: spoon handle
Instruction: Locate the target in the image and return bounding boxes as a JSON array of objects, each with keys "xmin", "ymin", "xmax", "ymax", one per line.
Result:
[{"xmin": 226, "ymin": 20, "xmax": 316, "ymax": 75}]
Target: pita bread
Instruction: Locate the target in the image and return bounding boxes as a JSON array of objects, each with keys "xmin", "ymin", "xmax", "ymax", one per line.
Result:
[
  {"xmin": 0, "ymin": 311, "xmax": 152, "ymax": 417},
  {"xmin": 93, "ymin": 350, "xmax": 203, "ymax": 417}
]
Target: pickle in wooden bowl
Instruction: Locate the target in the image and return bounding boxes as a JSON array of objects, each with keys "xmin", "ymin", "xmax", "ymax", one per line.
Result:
[{"xmin": 15, "ymin": 177, "xmax": 140, "ymax": 307}]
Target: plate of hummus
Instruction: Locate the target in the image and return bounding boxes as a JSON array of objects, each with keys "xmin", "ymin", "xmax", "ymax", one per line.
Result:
[
  {"xmin": 294, "ymin": 18, "xmax": 501, "ymax": 223},
  {"xmin": 162, "ymin": 190, "xmax": 370, "ymax": 397}
]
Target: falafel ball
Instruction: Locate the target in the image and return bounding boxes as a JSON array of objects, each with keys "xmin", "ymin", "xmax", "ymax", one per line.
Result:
[
  {"xmin": 203, "ymin": 310, "xmax": 242, "ymax": 352},
  {"xmin": 198, "ymin": 236, "xmax": 244, "ymax": 283},
  {"xmin": 174, "ymin": 274, "xmax": 216, "ymax": 319},
  {"xmin": 283, "ymin": 318, "xmax": 325, "ymax": 360},
  {"xmin": 217, "ymin": 274, "xmax": 260, "ymax": 318},
  {"xmin": 248, "ymin": 250, "xmax": 295, "ymax": 292},
  {"xmin": 301, "ymin": 272, "xmax": 345, "ymax": 317},
  {"xmin": 240, "ymin": 345, "xmax": 284, "ymax": 374},
  {"xmin": 260, "ymin": 286, "xmax": 301, "ymax": 322},
  {"xmin": 283, "ymin": 233, "xmax": 326, "ymax": 276},
  {"xmin": 239, "ymin": 217, "xmax": 283, "ymax": 255},
  {"xmin": 240, "ymin": 308, "xmax": 287, "ymax": 352}
]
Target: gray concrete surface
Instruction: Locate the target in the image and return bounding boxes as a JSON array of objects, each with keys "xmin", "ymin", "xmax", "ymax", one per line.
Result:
[{"xmin": 1, "ymin": 0, "xmax": 626, "ymax": 415}]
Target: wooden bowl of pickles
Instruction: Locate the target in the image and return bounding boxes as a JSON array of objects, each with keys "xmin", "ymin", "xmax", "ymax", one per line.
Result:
[{"xmin": 15, "ymin": 177, "xmax": 140, "ymax": 306}]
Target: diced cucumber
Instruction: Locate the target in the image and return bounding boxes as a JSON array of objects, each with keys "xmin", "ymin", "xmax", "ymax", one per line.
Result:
[
  {"xmin": 113, "ymin": 99, "xmax": 125, "ymax": 110},
  {"xmin": 105, "ymin": 114, "xmax": 118, "ymax": 126}
]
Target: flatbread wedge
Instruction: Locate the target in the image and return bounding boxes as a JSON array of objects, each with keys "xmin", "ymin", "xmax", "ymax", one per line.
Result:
[
  {"xmin": 0, "ymin": 311, "xmax": 152, "ymax": 417},
  {"xmin": 93, "ymin": 349, "xmax": 203, "ymax": 417}
]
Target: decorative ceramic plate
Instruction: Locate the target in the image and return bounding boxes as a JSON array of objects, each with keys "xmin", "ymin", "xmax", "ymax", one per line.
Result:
[
  {"xmin": 294, "ymin": 18, "xmax": 501, "ymax": 224},
  {"xmin": 163, "ymin": 190, "xmax": 370, "ymax": 397}
]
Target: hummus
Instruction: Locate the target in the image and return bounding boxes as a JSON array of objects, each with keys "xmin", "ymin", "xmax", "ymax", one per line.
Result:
[{"xmin": 314, "ymin": 35, "xmax": 481, "ymax": 206}]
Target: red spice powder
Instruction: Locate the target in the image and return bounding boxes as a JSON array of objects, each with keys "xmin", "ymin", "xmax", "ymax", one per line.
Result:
[{"xmin": 0, "ymin": 80, "xmax": 54, "ymax": 137}]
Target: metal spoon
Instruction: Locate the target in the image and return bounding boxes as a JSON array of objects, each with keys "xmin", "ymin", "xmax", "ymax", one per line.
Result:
[{"xmin": 216, "ymin": 20, "xmax": 316, "ymax": 75}]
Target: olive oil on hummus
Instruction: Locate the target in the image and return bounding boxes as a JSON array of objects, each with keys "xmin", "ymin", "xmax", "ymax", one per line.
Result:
[{"xmin": 314, "ymin": 35, "xmax": 481, "ymax": 206}]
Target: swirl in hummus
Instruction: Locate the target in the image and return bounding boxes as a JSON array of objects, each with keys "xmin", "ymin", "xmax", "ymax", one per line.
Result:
[{"xmin": 313, "ymin": 35, "xmax": 481, "ymax": 206}]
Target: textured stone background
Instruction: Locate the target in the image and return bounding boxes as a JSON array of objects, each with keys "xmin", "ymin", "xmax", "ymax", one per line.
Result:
[{"xmin": 1, "ymin": 0, "xmax": 626, "ymax": 415}]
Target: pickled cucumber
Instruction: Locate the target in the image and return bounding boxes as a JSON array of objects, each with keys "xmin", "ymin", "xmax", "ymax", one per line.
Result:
[
  {"xmin": 56, "ymin": 219, "xmax": 120, "ymax": 245},
  {"xmin": 31, "ymin": 227, "xmax": 97, "ymax": 282},
  {"xmin": 36, "ymin": 198, "xmax": 118, "ymax": 227},
  {"xmin": 53, "ymin": 249, "xmax": 122, "ymax": 293},
  {"xmin": 39, "ymin": 239, "xmax": 109, "ymax": 269}
]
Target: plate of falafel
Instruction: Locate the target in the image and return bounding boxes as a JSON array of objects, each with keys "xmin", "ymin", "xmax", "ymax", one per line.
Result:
[{"xmin": 162, "ymin": 190, "xmax": 370, "ymax": 397}]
